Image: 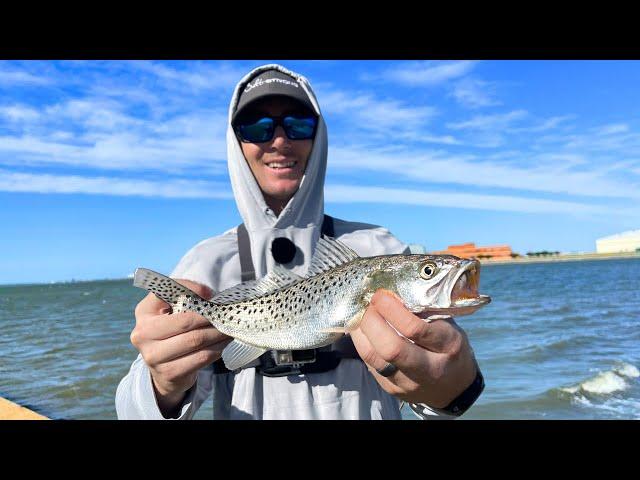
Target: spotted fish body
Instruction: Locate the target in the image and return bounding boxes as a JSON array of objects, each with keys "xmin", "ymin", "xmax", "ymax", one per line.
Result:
[{"xmin": 134, "ymin": 237, "xmax": 490, "ymax": 370}]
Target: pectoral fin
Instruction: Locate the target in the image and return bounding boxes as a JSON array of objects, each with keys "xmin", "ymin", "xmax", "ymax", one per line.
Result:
[
  {"xmin": 221, "ymin": 339, "xmax": 268, "ymax": 371},
  {"xmin": 319, "ymin": 327, "xmax": 348, "ymax": 334},
  {"xmin": 345, "ymin": 308, "xmax": 366, "ymax": 331}
]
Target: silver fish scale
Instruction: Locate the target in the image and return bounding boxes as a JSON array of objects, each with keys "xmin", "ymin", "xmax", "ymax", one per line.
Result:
[{"xmin": 182, "ymin": 259, "xmax": 373, "ymax": 350}]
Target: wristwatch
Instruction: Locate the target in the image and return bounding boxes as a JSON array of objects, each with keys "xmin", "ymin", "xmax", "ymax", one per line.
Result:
[{"xmin": 409, "ymin": 369, "xmax": 485, "ymax": 419}]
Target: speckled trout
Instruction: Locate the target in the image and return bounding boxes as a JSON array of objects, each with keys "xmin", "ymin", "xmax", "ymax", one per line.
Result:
[{"xmin": 133, "ymin": 236, "xmax": 490, "ymax": 371}]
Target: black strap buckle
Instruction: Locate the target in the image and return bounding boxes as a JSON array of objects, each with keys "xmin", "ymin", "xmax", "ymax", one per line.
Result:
[{"xmin": 256, "ymin": 349, "xmax": 317, "ymax": 377}]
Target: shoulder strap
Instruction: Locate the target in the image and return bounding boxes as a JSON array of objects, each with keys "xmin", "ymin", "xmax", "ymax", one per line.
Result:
[
  {"xmin": 236, "ymin": 223, "xmax": 256, "ymax": 283},
  {"xmin": 321, "ymin": 214, "xmax": 335, "ymax": 238}
]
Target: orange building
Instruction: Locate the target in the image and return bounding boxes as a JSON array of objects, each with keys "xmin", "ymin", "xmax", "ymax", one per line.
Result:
[{"xmin": 432, "ymin": 242, "xmax": 513, "ymax": 260}]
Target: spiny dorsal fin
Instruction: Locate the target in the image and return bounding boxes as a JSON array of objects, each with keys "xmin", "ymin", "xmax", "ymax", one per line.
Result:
[
  {"xmin": 211, "ymin": 265, "xmax": 303, "ymax": 305},
  {"xmin": 307, "ymin": 236, "xmax": 360, "ymax": 277}
]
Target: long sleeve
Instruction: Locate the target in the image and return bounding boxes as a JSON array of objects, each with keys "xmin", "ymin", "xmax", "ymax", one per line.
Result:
[{"xmin": 115, "ymin": 354, "xmax": 214, "ymax": 420}]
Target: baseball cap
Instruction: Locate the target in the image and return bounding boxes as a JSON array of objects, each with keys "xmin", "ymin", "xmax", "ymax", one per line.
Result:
[{"xmin": 233, "ymin": 69, "xmax": 316, "ymax": 123}]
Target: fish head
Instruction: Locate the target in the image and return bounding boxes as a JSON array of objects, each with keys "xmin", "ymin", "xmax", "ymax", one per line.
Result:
[{"xmin": 374, "ymin": 255, "xmax": 491, "ymax": 317}]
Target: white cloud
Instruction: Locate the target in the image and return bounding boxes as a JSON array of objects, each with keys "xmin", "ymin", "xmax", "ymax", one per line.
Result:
[
  {"xmin": 595, "ymin": 123, "xmax": 629, "ymax": 135},
  {"xmin": 0, "ymin": 129, "xmax": 228, "ymax": 174},
  {"xmin": 325, "ymin": 184, "xmax": 619, "ymax": 216},
  {"xmin": 0, "ymin": 104, "xmax": 41, "ymax": 122},
  {"xmin": 130, "ymin": 61, "xmax": 245, "ymax": 93},
  {"xmin": 0, "ymin": 168, "xmax": 622, "ymax": 218},
  {"xmin": 381, "ymin": 61, "xmax": 477, "ymax": 87},
  {"xmin": 510, "ymin": 115, "xmax": 575, "ymax": 133},
  {"xmin": 451, "ymin": 78, "xmax": 500, "ymax": 108},
  {"xmin": 447, "ymin": 110, "xmax": 529, "ymax": 130},
  {"xmin": 328, "ymin": 145, "xmax": 640, "ymax": 201},
  {"xmin": 0, "ymin": 68, "xmax": 51, "ymax": 86},
  {"xmin": 0, "ymin": 170, "xmax": 233, "ymax": 199}
]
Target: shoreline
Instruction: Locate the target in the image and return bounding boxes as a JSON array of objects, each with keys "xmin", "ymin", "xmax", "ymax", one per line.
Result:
[
  {"xmin": 479, "ymin": 252, "xmax": 640, "ymax": 266},
  {"xmin": 3, "ymin": 253, "xmax": 640, "ymax": 286}
]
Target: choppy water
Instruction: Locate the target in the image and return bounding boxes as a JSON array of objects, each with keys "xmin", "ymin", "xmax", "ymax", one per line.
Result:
[{"xmin": 1, "ymin": 257, "xmax": 639, "ymax": 420}]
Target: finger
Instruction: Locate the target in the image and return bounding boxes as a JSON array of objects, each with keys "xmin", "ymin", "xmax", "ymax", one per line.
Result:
[
  {"xmin": 174, "ymin": 278, "xmax": 213, "ymax": 300},
  {"xmin": 359, "ymin": 303, "xmax": 427, "ymax": 372},
  {"xmin": 155, "ymin": 343, "xmax": 226, "ymax": 382},
  {"xmin": 350, "ymin": 328, "xmax": 393, "ymax": 374},
  {"xmin": 145, "ymin": 327, "xmax": 232, "ymax": 366},
  {"xmin": 352, "ymin": 328, "xmax": 421, "ymax": 396},
  {"xmin": 136, "ymin": 291, "xmax": 173, "ymax": 316},
  {"xmin": 136, "ymin": 311, "xmax": 218, "ymax": 342},
  {"xmin": 371, "ymin": 290, "xmax": 463, "ymax": 354}
]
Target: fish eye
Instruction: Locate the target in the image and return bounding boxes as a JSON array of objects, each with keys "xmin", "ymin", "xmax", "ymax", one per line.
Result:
[{"xmin": 419, "ymin": 262, "xmax": 438, "ymax": 280}]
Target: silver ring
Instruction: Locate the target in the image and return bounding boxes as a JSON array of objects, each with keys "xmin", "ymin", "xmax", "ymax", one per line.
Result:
[{"xmin": 376, "ymin": 362, "xmax": 398, "ymax": 377}]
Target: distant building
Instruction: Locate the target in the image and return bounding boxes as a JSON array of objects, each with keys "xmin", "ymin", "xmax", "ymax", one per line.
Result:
[
  {"xmin": 596, "ymin": 230, "xmax": 640, "ymax": 253},
  {"xmin": 432, "ymin": 242, "xmax": 513, "ymax": 260}
]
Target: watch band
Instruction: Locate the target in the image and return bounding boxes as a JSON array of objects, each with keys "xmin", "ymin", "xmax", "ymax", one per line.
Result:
[{"xmin": 409, "ymin": 369, "xmax": 485, "ymax": 419}]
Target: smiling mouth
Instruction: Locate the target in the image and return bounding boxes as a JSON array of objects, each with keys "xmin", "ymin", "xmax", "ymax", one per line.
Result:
[{"xmin": 265, "ymin": 161, "xmax": 297, "ymax": 169}]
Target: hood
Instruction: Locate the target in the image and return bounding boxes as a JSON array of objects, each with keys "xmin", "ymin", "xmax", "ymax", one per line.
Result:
[{"xmin": 226, "ymin": 64, "xmax": 329, "ymax": 279}]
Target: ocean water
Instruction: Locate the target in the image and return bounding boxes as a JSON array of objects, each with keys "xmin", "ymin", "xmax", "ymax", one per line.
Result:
[{"xmin": 1, "ymin": 257, "xmax": 639, "ymax": 420}]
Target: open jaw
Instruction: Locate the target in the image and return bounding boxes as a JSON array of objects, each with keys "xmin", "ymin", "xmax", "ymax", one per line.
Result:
[{"xmin": 419, "ymin": 260, "xmax": 491, "ymax": 318}]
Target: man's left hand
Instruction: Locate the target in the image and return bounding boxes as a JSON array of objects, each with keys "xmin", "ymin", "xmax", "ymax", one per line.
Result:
[{"xmin": 351, "ymin": 289, "xmax": 478, "ymax": 408}]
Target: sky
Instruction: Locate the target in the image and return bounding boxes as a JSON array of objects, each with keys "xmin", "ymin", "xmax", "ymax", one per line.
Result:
[{"xmin": 1, "ymin": 60, "xmax": 639, "ymax": 284}]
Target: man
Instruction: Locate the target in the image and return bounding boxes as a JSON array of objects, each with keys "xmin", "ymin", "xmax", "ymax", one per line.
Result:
[{"xmin": 116, "ymin": 64, "xmax": 483, "ymax": 419}]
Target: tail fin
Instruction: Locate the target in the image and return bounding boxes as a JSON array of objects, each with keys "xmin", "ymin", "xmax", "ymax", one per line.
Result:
[{"xmin": 133, "ymin": 268, "xmax": 205, "ymax": 307}]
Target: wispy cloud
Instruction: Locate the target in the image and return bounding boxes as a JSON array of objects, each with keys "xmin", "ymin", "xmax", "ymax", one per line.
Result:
[
  {"xmin": 328, "ymin": 145, "xmax": 640, "ymax": 201},
  {"xmin": 0, "ymin": 170, "xmax": 233, "ymax": 199},
  {"xmin": 447, "ymin": 110, "xmax": 529, "ymax": 130},
  {"xmin": 596, "ymin": 123, "xmax": 629, "ymax": 135},
  {"xmin": 0, "ymin": 94, "xmax": 230, "ymax": 174},
  {"xmin": 379, "ymin": 61, "xmax": 478, "ymax": 87},
  {"xmin": 0, "ymin": 67, "xmax": 51, "ymax": 86},
  {"xmin": 451, "ymin": 78, "xmax": 500, "ymax": 108},
  {"xmin": 317, "ymin": 86, "xmax": 436, "ymax": 134},
  {"xmin": 325, "ymin": 184, "xmax": 621, "ymax": 216},
  {"xmin": 0, "ymin": 168, "xmax": 622, "ymax": 218},
  {"xmin": 130, "ymin": 61, "xmax": 245, "ymax": 93},
  {"xmin": 0, "ymin": 104, "xmax": 41, "ymax": 122}
]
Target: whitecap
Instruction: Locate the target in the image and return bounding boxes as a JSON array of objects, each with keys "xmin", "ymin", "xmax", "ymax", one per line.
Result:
[
  {"xmin": 614, "ymin": 363, "xmax": 640, "ymax": 378},
  {"xmin": 580, "ymin": 371, "xmax": 628, "ymax": 395}
]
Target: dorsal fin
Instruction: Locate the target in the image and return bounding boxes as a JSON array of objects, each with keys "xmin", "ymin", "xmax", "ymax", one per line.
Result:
[
  {"xmin": 307, "ymin": 236, "xmax": 360, "ymax": 277},
  {"xmin": 211, "ymin": 265, "xmax": 303, "ymax": 305}
]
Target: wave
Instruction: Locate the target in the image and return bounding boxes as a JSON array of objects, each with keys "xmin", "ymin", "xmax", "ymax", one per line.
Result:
[{"xmin": 558, "ymin": 362, "xmax": 639, "ymax": 396}]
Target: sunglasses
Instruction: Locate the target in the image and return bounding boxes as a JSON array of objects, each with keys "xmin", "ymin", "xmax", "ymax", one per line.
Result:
[{"xmin": 234, "ymin": 114, "xmax": 318, "ymax": 143}]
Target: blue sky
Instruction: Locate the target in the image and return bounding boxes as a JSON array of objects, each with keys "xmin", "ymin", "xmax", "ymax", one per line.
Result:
[{"xmin": 1, "ymin": 60, "xmax": 639, "ymax": 284}]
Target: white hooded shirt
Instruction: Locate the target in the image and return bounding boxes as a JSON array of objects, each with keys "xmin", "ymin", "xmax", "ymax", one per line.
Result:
[{"xmin": 115, "ymin": 64, "xmax": 436, "ymax": 420}]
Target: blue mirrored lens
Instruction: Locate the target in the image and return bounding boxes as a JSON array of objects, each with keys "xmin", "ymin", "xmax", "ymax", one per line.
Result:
[
  {"xmin": 283, "ymin": 116, "xmax": 317, "ymax": 139},
  {"xmin": 238, "ymin": 117, "xmax": 274, "ymax": 142}
]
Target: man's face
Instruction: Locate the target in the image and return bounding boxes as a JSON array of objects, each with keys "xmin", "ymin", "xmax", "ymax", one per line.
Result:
[{"xmin": 236, "ymin": 97, "xmax": 314, "ymax": 208}]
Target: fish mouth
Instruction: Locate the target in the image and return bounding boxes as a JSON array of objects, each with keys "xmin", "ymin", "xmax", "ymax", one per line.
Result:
[{"xmin": 418, "ymin": 260, "xmax": 491, "ymax": 318}]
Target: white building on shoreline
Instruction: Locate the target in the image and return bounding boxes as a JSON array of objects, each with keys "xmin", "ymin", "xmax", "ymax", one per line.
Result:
[{"xmin": 596, "ymin": 230, "xmax": 640, "ymax": 253}]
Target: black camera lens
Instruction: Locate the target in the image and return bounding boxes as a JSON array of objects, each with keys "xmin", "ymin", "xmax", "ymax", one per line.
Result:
[{"xmin": 271, "ymin": 237, "xmax": 296, "ymax": 264}]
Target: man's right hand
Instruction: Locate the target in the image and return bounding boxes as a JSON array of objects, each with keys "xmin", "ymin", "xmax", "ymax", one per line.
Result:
[{"xmin": 130, "ymin": 279, "xmax": 232, "ymax": 418}]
